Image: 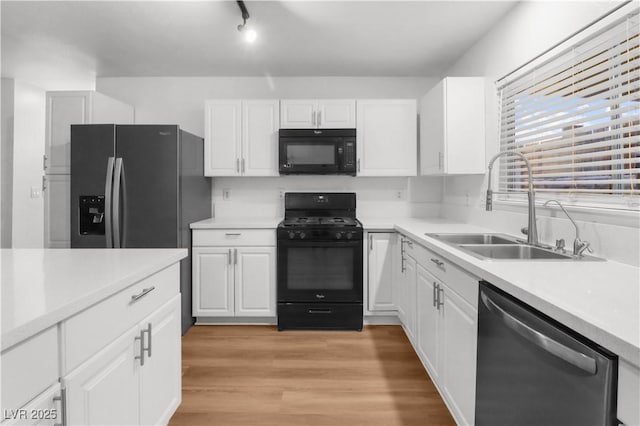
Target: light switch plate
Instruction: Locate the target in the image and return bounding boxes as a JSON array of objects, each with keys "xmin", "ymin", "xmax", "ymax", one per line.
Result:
[{"xmin": 222, "ymin": 189, "xmax": 231, "ymax": 201}]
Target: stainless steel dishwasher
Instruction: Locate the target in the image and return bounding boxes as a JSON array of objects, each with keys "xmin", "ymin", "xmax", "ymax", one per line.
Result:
[{"xmin": 476, "ymin": 281, "xmax": 618, "ymax": 426}]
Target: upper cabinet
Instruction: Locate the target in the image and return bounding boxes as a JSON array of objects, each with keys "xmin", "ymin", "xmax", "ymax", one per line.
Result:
[
  {"xmin": 204, "ymin": 99, "xmax": 279, "ymax": 177},
  {"xmin": 45, "ymin": 91, "xmax": 134, "ymax": 174},
  {"xmin": 280, "ymin": 99, "xmax": 355, "ymax": 129},
  {"xmin": 356, "ymin": 99, "xmax": 417, "ymax": 176},
  {"xmin": 420, "ymin": 77, "xmax": 485, "ymax": 175}
]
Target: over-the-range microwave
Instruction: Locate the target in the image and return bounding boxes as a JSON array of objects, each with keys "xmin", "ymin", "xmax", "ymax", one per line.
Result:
[{"xmin": 279, "ymin": 129, "xmax": 356, "ymax": 176}]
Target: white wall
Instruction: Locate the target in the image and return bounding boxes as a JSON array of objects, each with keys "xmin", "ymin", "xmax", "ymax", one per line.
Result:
[
  {"xmin": 440, "ymin": 0, "xmax": 640, "ymax": 266},
  {"xmin": 11, "ymin": 80, "xmax": 46, "ymax": 247},
  {"xmin": 1, "ymin": 79, "xmax": 15, "ymax": 247},
  {"xmin": 97, "ymin": 76, "xmax": 442, "ymax": 218}
]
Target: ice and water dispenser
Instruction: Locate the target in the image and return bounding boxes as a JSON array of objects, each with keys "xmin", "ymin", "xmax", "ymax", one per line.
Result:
[{"xmin": 78, "ymin": 195, "xmax": 105, "ymax": 235}]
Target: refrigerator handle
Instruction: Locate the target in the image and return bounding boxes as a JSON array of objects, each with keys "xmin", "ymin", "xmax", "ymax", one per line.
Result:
[
  {"xmin": 104, "ymin": 157, "xmax": 115, "ymax": 248},
  {"xmin": 113, "ymin": 158, "xmax": 124, "ymax": 248}
]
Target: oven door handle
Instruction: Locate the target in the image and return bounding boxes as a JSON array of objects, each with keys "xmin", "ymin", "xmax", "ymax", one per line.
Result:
[
  {"xmin": 308, "ymin": 309, "xmax": 333, "ymax": 314},
  {"xmin": 278, "ymin": 240, "xmax": 362, "ymax": 248}
]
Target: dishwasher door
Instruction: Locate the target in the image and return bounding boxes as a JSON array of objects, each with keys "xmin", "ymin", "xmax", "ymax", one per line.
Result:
[{"xmin": 476, "ymin": 282, "xmax": 618, "ymax": 426}]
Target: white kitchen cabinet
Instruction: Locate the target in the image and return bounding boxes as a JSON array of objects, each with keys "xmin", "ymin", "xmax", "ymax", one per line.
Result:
[
  {"xmin": 416, "ymin": 265, "xmax": 440, "ymax": 381},
  {"xmin": 420, "ymin": 77, "xmax": 485, "ymax": 175},
  {"xmin": 192, "ymin": 230, "xmax": 276, "ymax": 318},
  {"xmin": 45, "ymin": 91, "xmax": 134, "ymax": 175},
  {"xmin": 280, "ymin": 99, "xmax": 355, "ymax": 129},
  {"xmin": 356, "ymin": 99, "xmax": 417, "ymax": 176},
  {"xmin": 392, "ymin": 236, "xmax": 406, "ymax": 324},
  {"xmin": 204, "ymin": 99, "xmax": 279, "ymax": 177},
  {"xmin": 44, "ymin": 91, "xmax": 133, "ymax": 248},
  {"xmin": 366, "ymin": 232, "xmax": 396, "ymax": 313}
]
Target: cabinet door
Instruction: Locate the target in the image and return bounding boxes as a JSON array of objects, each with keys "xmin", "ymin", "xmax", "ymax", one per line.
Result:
[
  {"xmin": 242, "ymin": 100, "xmax": 279, "ymax": 176},
  {"xmin": 46, "ymin": 93, "xmax": 89, "ymax": 174},
  {"xmin": 64, "ymin": 328, "xmax": 139, "ymax": 426},
  {"xmin": 280, "ymin": 100, "xmax": 317, "ymax": 128},
  {"xmin": 419, "ymin": 80, "xmax": 445, "ymax": 175},
  {"xmin": 356, "ymin": 100, "xmax": 417, "ymax": 176},
  {"xmin": 2, "ymin": 383, "xmax": 62, "ymax": 426},
  {"xmin": 204, "ymin": 100, "xmax": 242, "ymax": 176},
  {"xmin": 192, "ymin": 248, "xmax": 234, "ymax": 316},
  {"xmin": 416, "ymin": 265, "xmax": 440, "ymax": 381},
  {"xmin": 403, "ymin": 255, "xmax": 417, "ymax": 342},
  {"xmin": 440, "ymin": 285, "xmax": 478, "ymax": 426},
  {"xmin": 139, "ymin": 295, "xmax": 181, "ymax": 426},
  {"xmin": 317, "ymin": 99, "xmax": 356, "ymax": 128},
  {"xmin": 43, "ymin": 174, "xmax": 70, "ymax": 248},
  {"xmin": 234, "ymin": 247, "xmax": 276, "ymax": 316},
  {"xmin": 393, "ymin": 237, "xmax": 407, "ymax": 324},
  {"xmin": 367, "ymin": 233, "xmax": 395, "ymax": 312}
]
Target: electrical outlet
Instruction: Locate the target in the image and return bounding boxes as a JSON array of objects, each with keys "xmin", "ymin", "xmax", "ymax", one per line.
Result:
[
  {"xmin": 30, "ymin": 186, "xmax": 42, "ymax": 199},
  {"xmin": 396, "ymin": 190, "xmax": 404, "ymax": 200},
  {"xmin": 222, "ymin": 189, "xmax": 231, "ymax": 201}
]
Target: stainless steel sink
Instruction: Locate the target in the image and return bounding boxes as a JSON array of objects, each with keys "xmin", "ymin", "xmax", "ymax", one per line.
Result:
[
  {"xmin": 426, "ymin": 233, "xmax": 518, "ymax": 245},
  {"xmin": 460, "ymin": 244, "xmax": 573, "ymax": 260}
]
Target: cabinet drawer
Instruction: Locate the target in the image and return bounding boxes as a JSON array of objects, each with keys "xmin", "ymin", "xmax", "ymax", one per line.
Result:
[
  {"xmin": 62, "ymin": 264, "xmax": 179, "ymax": 374},
  {"xmin": 192, "ymin": 229, "xmax": 276, "ymax": 247},
  {"xmin": 1, "ymin": 327, "xmax": 59, "ymax": 415}
]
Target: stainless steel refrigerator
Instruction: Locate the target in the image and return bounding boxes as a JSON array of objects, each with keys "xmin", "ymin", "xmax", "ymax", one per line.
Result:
[{"xmin": 70, "ymin": 124, "xmax": 211, "ymax": 334}]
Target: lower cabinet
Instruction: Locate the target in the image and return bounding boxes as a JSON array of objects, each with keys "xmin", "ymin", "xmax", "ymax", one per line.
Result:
[
  {"xmin": 192, "ymin": 245, "xmax": 276, "ymax": 317},
  {"xmin": 417, "ymin": 265, "xmax": 439, "ymax": 381},
  {"xmin": 1, "ymin": 383, "xmax": 62, "ymax": 426},
  {"xmin": 63, "ymin": 295, "xmax": 181, "ymax": 426},
  {"xmin": 366, "ymin": 232, "xmax": 396, "ymax": 313},
  {"xmin": 394, "ymin": 236, "xmax": 417, "ymax": 342}
]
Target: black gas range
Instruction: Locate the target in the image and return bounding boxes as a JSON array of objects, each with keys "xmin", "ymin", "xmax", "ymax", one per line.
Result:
[{"xmin": 277, "ymin": 193, "xmax": 363, "ymax": 331}]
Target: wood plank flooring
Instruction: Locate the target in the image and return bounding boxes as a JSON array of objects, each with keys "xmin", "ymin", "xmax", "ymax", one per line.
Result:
[{"xmin": 169, "ymin": 325, "xmax": 455, "ymax": 426}]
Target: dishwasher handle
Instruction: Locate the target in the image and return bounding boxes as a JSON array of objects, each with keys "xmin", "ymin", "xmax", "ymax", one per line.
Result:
[{"xmin": 481, "ymin": 290, "xmax": 597, "ymax": 375}]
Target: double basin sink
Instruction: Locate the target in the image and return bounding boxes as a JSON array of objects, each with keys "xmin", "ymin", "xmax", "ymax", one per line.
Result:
[{"xmin": 426, "ymin": 233, "xmax": 603, "ymax": 261}]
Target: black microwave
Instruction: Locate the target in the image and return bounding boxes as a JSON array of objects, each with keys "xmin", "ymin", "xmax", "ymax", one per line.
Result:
[{"xmin": 279, "ymin": 129, "xmax": 356, "ymax": 176}]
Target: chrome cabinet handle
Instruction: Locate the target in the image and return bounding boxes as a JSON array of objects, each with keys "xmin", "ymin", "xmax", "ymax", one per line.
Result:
[
  {"xmin": 400, "ymin": 240, "xmax": 406, "ymax": 272},
  {"xmin": 481, "ymin": 290, "xmax": 597, "ymax": 374},
  {"xmin": 53, "ymin": 387, "xmax": 67, "ymax": 426},
  {"xmin": 433, "ymin": 282, "xmax": 438, "ymax": 307},
  {"xmin": 144, "ymin": 323, "xmax": 152, "ymax": 358},
  {"xmin": 225, "ymin": 232, "xmax": 242, "ymax": 236},
  {"xmin": 131, "ymin": 286, "xmax": 156, "ymax": 302},
  {"xmin": 135, "ymin": 329, "xmax": 145, "ymax": 366},
  {"xmin": 369, "ymin": 235, "xmax": 373, "ymax": 251},
  {"xmin": 357, "ymin": 159, "xmax": 361, "ymax": 173},
  {"xmin": 317, "ymin": 110, "xmax": 322, "ymax": 127},
  {"xmin": 437, "ymin": 286, "xmax": 444, "ymax": 310},
  {"xmin": 234, "ymin": 248, "xmax": 238, "ymax": 265},
  {"xmin": 104, "ymin": 157, "xmax": 115, "ymax": 248},
  {"xmin": 312, "ymin": 110, "xmax": 317, "ymax": 127},
  {"xmin": 241, "ymin": 158, "xmax": 245, "ymax": 174},
  {"xmin": 228, "ymin": 248, "xmax": 232, "ymax": 265},
  {"xmin": 430, "ymin": 258, "xmax": 444, "ymax": 268},
  {"xmin": 236, "ymin": 158, "xmax": 240, "ymax": 173}
]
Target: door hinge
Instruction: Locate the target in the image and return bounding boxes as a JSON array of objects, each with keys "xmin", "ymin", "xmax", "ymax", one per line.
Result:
[
  {"xmin": 42, "ymin": 175, "xmax": 47, "ymax": 192},
  {"xmin": 43, "ymin": 155, "xmax": 48, "ymax": 171}
]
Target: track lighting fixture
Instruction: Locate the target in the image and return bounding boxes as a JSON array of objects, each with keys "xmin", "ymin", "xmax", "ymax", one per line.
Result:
[{"xmin": 236, "ymin": 0, "xmax": 257, "ymax": 43}]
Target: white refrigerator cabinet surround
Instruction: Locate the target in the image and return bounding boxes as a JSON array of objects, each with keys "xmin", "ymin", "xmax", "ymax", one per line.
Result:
[
  {"xmin": 366, "ymin": 232, "xmax": 396, "ymax": 313},
  {"xmin": 420, "ymin": 77, "xmax": 485, "ymax": 175},
  {"xmin": 44, "ymin": 91, "xmax": 133, "ymax": 249},
  {"xmin": 356, "ymin": 99, "xmax": 417, "ymax": 176},
  {"xmin": 280, "ymin": 99, "xmax": 356, "ymax": 129},
  {"xmin": 192, "ymin": 229, "xmax": 276, "ymax": 318},
  {"xmin": 204, "ymin": 99, "xmax": 279, "ymax": 177}
]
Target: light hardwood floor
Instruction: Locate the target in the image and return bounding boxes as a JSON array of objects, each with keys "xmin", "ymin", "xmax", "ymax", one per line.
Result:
[{"xmin": 169, "ymin": 325, "xmax": 455, "ymax": 426}]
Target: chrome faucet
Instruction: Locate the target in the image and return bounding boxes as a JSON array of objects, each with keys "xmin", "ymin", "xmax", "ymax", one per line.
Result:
[
  {"xmin": 543, "ymin": 199, "xmax": 592, "ymax": 257},
  {"xmin": 485, "ymin": 150, "xmax": 538, "ymax": 245}
]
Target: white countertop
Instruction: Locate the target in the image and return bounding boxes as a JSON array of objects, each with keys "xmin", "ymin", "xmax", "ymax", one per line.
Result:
[
  {"xmin": 392, "ymin": 219, "xmax": 640, "ymax": 366},
  {"xmin": 1, "ymin": 248, "xmax": 187, "ymax": 351},
  {"xmin": 190, "ymin": 217, "xmax": 281, "ymax": 229}
]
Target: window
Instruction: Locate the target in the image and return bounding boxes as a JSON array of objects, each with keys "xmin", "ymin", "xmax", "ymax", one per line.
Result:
[{"xmin": 497, "ymin": 8, "xmax": 639, "ymax": 211}]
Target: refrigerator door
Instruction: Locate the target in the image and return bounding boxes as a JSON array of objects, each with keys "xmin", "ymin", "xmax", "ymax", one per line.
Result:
[
  {"xmin": 70, "ymin": 124, "xmax": 116, "ymax": 248},
  {"xmin": 115, "ymin": 125, "xmax": 180, "ymax": 248}
]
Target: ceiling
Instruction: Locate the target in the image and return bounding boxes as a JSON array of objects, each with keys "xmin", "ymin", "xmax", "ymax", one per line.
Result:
[{"xmin": 1, "ymin": 1, "xmax": 518, "ymax": 79}]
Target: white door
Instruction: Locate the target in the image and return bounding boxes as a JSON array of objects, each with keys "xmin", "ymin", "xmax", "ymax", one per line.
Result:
[
  {"xmin": 44, "ymin": 174, "xmax": 70, "ymax": 248},
  {"xmin": 192, "ymin": 248, "xmax": 234, "ymax": 316},
  {"xmin": 403, "ymin": 255, "xmax": 417, "ymax": 342},
  {"xmin": 367, "ymin": 233, "xmax": 395, "ymax": 312},
  {"xmin": 441, "ymin": 285, "xmax": 478, "ymax": 426},
  {"xmin": 280, "ymin": 100, "xmax": 317, "ymax": 128},
  {"xmin": 64, "ymin": 328, "xmax": 139, "ymax": 426},
  {"xmin": 234, "ymin": 247, "xmax": 276, "ymax": 316},
  {"xmin": 139, "ymin": 295, "xmax": 181, "ymax": 426},
  {"xmin": 45, "ymin": 93, "xmax": 89, "ymax": 174},
  {"xmin": 2, "ymin": 384, "xmax": 61, "ymax": 426},
  {"xmin": 416, "ymin": 265, "xmax": 440, "ymax": 380},
  {"xmin": 242, "ymin": 100, "xmax": 279, "ymax": 176},
  {"xmin": 317, "ymin": 100, "xmax": 356, "ymax": 128},
  {"xmin": 204, "ymin": 100, "xmax": 242, "ymax": 176},
  {"xmin": 419, "ymin": 80, "xmax": 446, "ymax": 175},
  {"xmin": 356, "ymin": 100, "xmax": 417, "ymax": 176}
]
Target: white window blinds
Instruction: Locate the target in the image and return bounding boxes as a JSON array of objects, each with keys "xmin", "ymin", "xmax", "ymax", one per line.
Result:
[{"xmin": 497, "ymin": 8, "xmax": 639, "ymax": 210}]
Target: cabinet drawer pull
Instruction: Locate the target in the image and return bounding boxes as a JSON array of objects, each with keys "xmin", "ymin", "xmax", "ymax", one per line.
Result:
[
  {"xmin": 225, "ymin": 232, "xmax": 242, "ymax": 236},
  {"xmin": 308, "ymin": 309, "xmax": 332, "ymax": 314},
  {"xmin": 130, "ymin": 286, "xmax": 155, "ymax": 302},
  {"xmin": 430, "ymin": 258, "xmax": 444, "ymax": 268},
  {"xmin": 53, "ymin": 387, "xmax": 67, "ymax": 426}
]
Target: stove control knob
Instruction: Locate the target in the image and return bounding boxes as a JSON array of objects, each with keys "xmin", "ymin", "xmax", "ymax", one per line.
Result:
[
  {"xmin": 299, "ymin": 232, "xmax": 306, "ymax": 239},
  {"xmin": 346, "ymin": 232, "xmax": 353, "ymax": 240},
  {"xmin": 288, "ymin": 232, "xmax": 296, "ymax": 239},
  {"xmin": 335, "ymin": 232, "xmax": 342, "ymax": 239}
]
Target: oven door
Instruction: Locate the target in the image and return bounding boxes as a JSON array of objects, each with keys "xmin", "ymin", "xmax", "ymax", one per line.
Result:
[
  {"xmin": 279, "ymin": 138, "xmax": 342, "ymax": 174},
  {"xmin": 277, "ymin": 239, "xmax": 363, "ymax": 303}
]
